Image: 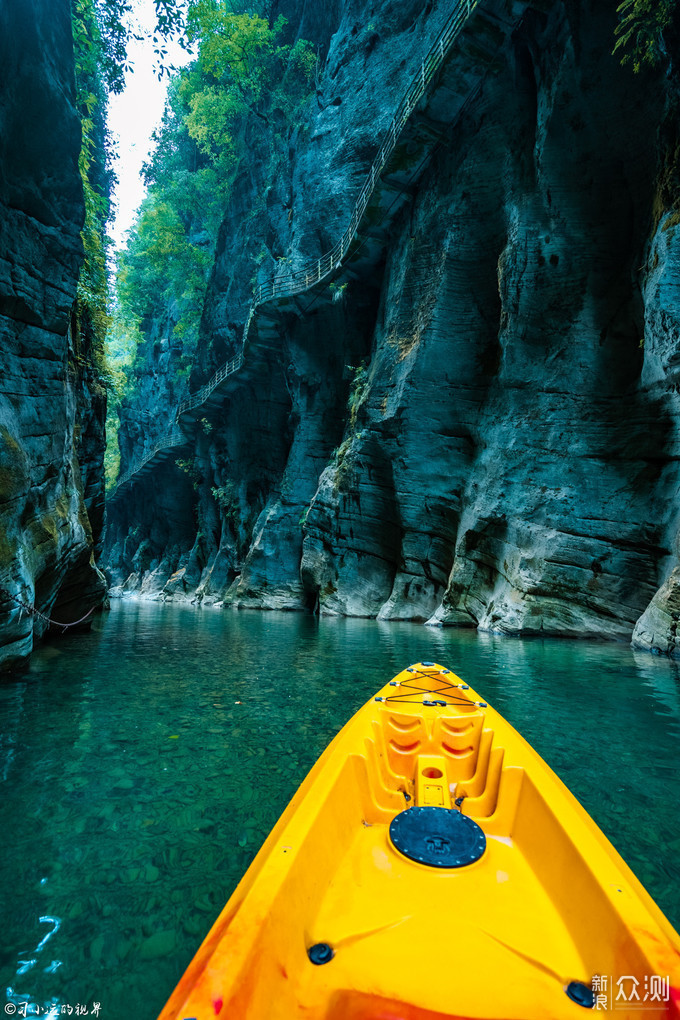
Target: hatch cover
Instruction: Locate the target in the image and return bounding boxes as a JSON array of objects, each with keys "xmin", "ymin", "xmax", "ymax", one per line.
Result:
[{"xmin": 389, "ymin": 806, "xmax": 486, "ymax": 868}]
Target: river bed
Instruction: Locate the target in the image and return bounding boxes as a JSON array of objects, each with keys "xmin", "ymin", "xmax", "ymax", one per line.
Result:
[{"xmin": 1, "ymin": 601, "xmax": 679, "ymax": 1018}]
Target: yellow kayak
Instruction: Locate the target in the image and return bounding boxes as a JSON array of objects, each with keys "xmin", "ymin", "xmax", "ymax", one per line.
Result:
[{"xmin": 159, "ymin": 662, "xmax": 680, "ymax": 1019}]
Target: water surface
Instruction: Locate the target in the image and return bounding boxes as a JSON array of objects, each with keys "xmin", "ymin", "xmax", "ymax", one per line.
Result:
[{"xmin": 1, "ymin": 601, "xmax": 679, "ymax": 1018}]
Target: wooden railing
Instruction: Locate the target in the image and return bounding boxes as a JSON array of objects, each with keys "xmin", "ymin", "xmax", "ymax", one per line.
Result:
[{"xmin": 109, "ymin": 0, "xmax": 481, "ymax": 501}]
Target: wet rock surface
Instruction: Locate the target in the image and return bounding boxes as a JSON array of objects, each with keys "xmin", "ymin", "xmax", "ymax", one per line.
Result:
[
  {"xmin": 0, "ymin": 0, "xmax": 106, "ymax": 669},
  {"xmin": 105, "ymin": 0, "xmax": 680, "ymax": 652}
]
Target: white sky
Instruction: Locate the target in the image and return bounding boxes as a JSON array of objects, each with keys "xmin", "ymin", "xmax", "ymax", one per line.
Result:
[{"xmin": 107, "ymin": 0, "xmax": 193, "ymax": 250}]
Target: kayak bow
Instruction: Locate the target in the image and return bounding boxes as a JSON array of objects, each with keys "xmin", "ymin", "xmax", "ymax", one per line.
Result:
[{"xmin": 159, "ymin": 662, "xmax": 680, "ymax": 1019}]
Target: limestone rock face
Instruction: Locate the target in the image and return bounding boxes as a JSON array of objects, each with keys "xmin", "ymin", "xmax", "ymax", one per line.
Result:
[
  {"xmin": 303, "ymin": 1, "xmax": 668, "ymax": 638},
  {"xmin": 632, "ymin": 567, "xmax": 680, "ymax": 658},
  {"xmin": 104, "ymin": 0, "xmax": 680, "ymax": 652},
  {"xmin": 0, "ymin": 0, "xmax": 107, "ymax": 669},
  {"xmin": 103, "ymin": 0, "xmax": 452, "ymax": 601}
]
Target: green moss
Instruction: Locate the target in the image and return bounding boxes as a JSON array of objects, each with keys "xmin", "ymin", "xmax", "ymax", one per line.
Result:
[
  {"xmin": 662, "ymin": 210, "xmax": 680, "ymax": 232},
  {"xmin": 332, "ymin": 437, "xmax": 354, "ymax": 493},
  {"xmin": 651, "ymin": 136, "xmax": 680, "ymax": 236},
  {"xmin": 0, "ymin": 468, "xmax": 20, "ymax": 499},
  {"xmin": 26, "ymin": 513, "xmax": 59, "ymax": 552},
  {"xmin": 78, "ymin": 498, "xmax": 94, "ymax": 541},
  {"xmin": 56, "ymin": 494, "xmax": 70, "ymax": 520},
  {"xmin": 327, "ymin": 364, "xmax": 373, "ymax": 493},
  {"xmin": 347, "ymin": 362, "xmax": 369, "ymax": 429},
  {"xmin": 0, "ymin": 426, "xmax": 22, "ymax": 459},
  {"xmin": 0, "ymin": 523, "xmax": 14, "ymax": 568},
  {"xmin": 0, "ymin": 426, "xmax": 27, "ymax": 499}
]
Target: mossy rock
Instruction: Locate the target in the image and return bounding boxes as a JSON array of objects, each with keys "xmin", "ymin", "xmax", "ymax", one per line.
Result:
[
  {"xmin": 0, "ymin": 425, "xmax": 27, "ymax": 500},
  {"xmin": 26, "ymin": 513, "xmax": 59, "ymax": 552},
  {"xmin": 55, "ymin": 493, "xmax": 70, "ymax": 520},
  {"xmin": 652, "ymin": 137, "xmax": 680, "ymax": 235},
  {"xmin": 662, "ymin": 209, "xmax": 680, "ymax": 233},
  {"xmin": 0, "ymin": 522, "xmax": 15, "ymax": 568},
  {"xmin": 78, "ymin": 498, "xmax": 93, "ymax": 540}
]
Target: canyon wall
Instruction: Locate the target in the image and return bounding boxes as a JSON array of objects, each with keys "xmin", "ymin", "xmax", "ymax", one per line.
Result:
[
  {"xmin": 0, "ymin": 0, "xmax": 107, "ymax": 670},
  {"xmin": 105, "ymin": 0, "xmax": 680, "ymax": 654}
]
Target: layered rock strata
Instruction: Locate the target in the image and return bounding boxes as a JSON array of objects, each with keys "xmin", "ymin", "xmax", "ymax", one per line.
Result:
[{"xmin": 0, "ymin": 0, "xmax": 107, "ymax": 670}]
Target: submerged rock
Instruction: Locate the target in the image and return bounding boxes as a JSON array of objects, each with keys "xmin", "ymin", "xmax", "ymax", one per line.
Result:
[{"xmin": 139, "ymin": 928, "xmax": 176, "ymax": 961}]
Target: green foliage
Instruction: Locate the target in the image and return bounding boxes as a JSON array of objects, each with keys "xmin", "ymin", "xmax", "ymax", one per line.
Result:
[
  {"xmin": 106, "ymin": 3, "xmax": 316, "ymax": 487},
  {"xmin": 181, "ymin": 3, "xmax": 316, "ymax": 193},
  {"xmin": 104, "ymin": 419, "xmax": 121, "ymax": 490},
  {"xmin": 80, "ymin": 0, "xmax": 191, "ymax": 95},
  {"xmin": 329, "ymin": 281, "xmax": 348, "ymax": 304},
  {"xmin": 103, "ymin": 307, "xmax": 141, "ymax": 489},
  {"xmin": 614, "ymin": 0, "xmax": 676, "ymax": 71},
  {"xmin": 73, "ymin": 0, "xmax": 194, "ymax": 489},
  {"xmin": 72, "ymin": 0, "xmax": 195, "ymax": 369},
  {"xmin": 72, "ymin": 0, "xmax": 114, "ymax": 371},
  {"xmin": 176, "ymin": 457, "xmax": 202, "ymax": 489},
  {"xmin": 114, "ymin": 67, "xmax": 232, "ymax": 374},
  {"xmin": 326, "ymin": 364, "xmax": 370, "ymax": 492},
  {"xmin": 112, "ymin": 3, "xmax": 316, "ymax": 422},
  {"xmin": 186, "ymin": 5, "xmax": 316, "ymax": 120},
  {"xmin": 211, "ymin": 480, "xmax": 240, "ymax": 523},
  {"xmin": 331, "ymin": 437, "xmax": 354, "ymax": 493},
  {"xmin": 73, "ymin": 0, "xmax": 201, "ymax": 487},
  {"xmin": 117, "ymin": 194, "xmax": 212, "ymax": 329},
  {"xmin": 143, "ymin": 74, "xmax": 232, "ymax": 235},
  {"xmin": 348, "ymin": 362, "xmax": 369, "ymax": 429}
]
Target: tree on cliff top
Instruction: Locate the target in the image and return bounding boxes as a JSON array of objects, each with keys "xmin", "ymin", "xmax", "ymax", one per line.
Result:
[
  {"xmin": 115, "ymin": 3, "xmax": 316, "ymax": 335},
  {"xmin": 71, "ymin": 0, "xmax": 195, "ymax": 488},
  {"xmin": 614, "ymin": 0, "xmax": 676, "ymax": 71},
  {"xmin": 181, "ymin": 4, "xmax": 316, "ymax": 184},
  {"xmin": 86, "ymin": 0, "xmax": 191, "ymax": 93},
  {"xmin": 106, "ymin": 2, "xmax": 316, "ymax": 489}
]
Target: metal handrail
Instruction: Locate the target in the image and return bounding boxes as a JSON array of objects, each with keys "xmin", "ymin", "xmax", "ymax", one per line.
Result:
[
  {"xmin": 176, "ymin": 350, "xmax": 245, "ymax": 417},
  {"xmin": 109, "ymin": 0, "xmax": 480, "ymax": 501},
  {"xmin": 254, "ymin": 0, "xmax": 477, "ymax": 305},
  {"xmin": 112, "ymin": 427, "xmax": 187, "ymax": 494}
]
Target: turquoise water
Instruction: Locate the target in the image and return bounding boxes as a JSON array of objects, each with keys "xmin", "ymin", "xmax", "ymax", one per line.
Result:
[{"xmin": 1, "ymin": 601, "xmax": 679, "ymax": 1019}]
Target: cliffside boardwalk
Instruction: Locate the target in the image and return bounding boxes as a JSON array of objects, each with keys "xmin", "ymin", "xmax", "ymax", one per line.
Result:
[{"xmin": 110, "ymin": 0, "xmax": 491, "ymax": 501}]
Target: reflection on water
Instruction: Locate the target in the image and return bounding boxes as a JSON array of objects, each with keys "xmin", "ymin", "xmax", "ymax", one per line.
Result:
[{"xmin": 0, "ymin": 602, "xmax": 679, "ymax": 1019}]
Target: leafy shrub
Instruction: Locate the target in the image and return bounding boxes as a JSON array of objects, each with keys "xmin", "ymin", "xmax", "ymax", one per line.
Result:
[
  {"xmin": 211, "ymin": 480, "xmax": 239, "ymax": 524},
  {"xmin": 614, "ymin": 0, "xmax": 676, "ymax": 71}
]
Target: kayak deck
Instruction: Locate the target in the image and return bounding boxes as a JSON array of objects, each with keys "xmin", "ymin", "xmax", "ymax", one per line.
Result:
[
  {"xmin": 306, "ymin": 814, "xmax": 586, "ymax": 1018},
  {"xmin": 159, "ymin": 663, "xmax": 680, "ymax": 1019}
]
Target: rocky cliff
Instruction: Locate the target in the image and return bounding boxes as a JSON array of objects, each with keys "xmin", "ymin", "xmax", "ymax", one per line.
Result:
[
  {"xmin": 105, "ymin": 0, "xmax": 680, "ymax": 654},
  {"xmin": 0, "ymin": 0, "xmax": 107, "ymax": 670}
]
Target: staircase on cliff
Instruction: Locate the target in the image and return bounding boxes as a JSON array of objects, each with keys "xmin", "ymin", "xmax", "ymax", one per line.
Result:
[{"xmin": 109, "ymin": 0, "xmax": 539, "ymax": 503}]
